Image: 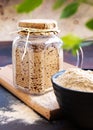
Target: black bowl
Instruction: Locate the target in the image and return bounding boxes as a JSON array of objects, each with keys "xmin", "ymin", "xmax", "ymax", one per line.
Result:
[{"xmin": 51, "ymin": 70, "xmax": 93, "ymax": 128}]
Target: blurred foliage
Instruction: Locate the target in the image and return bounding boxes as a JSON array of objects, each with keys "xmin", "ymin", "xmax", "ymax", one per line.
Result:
[
  {"xmin": 60, "ymin": 2, "xmax": 79, "ymax": 18},
  {"xmin": 16, "ymin": 0, "xmax": 43, "ymax": 13},
  {"xmin": 16, "ymin": 0, "xmax": 93, "ymax": 18},
  {"xmin": 85, "ymin": 19, "xmax": 93, "ymax": 30},
  {"xmin": 15, "ymin": 0, "xmax": 93, "ymax": 54},
  {"xmin": 53, "ymin": 0, "xmax": 93, "ymax": 18},
  {"xmin": 53, "ymin": 0, "xmax": 65, "ymax": 9},
  {"xmin": 61, "ymin": 34, "xmax": 93, "ymax": 55},
  {"xmin": 61, "ymin": 33, "xmax": 83, "ymax": 55}
]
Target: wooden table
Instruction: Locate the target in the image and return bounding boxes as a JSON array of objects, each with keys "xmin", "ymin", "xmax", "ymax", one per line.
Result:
[
  {"xmin": 0, "ymin": 64, "xmax": 80, "ymax": 130},
  {"xmin": 0, "ymin": 41, "xmax": 84, "ymax": 130}
]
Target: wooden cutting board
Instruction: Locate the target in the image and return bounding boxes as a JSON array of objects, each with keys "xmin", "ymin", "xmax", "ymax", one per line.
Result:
[{"xmin": 0, "ymin": 62, "xmax": 75, "ymax": 120}]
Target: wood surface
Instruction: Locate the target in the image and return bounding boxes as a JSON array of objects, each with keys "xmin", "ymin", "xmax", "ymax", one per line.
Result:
[{"xmin": 0, "ymin": 62, "xmax": 75, "ymax": 120}]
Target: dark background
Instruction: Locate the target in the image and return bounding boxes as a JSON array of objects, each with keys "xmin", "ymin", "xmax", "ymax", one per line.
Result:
[{"xmin": 0, "ymin": 41, "xmax": 93, "ymax": 69}]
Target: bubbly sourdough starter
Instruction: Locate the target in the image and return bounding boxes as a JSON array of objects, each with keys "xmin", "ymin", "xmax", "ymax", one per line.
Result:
[{"xmin": 56, "ymin": 68, "xmax": 93, "ymax": 92}]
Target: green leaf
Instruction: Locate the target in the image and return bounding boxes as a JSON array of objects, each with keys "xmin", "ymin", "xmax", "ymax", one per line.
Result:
[
  {"xmin": 60, "ymin": 2, "xmax": 80, "ymax": 18},
  {"xmin": 61, "ymin": 33, "xmax": 83, "ymax": 54},
  {"xmin": 85, "ymin": 19, "xmax": 93, "ymax": 30},
  {"xmin": 16, "ymin": 0, "xmax": 43, "ymax": 13},
  {"xmin": 53, "ymin": 0, "xmax": 66, "ymax": 9}
]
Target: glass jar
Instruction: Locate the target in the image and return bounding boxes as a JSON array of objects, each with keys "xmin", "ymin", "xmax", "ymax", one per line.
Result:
[{"xmin": 12, "ymin": 19, "xmax": 63, "ymax": 95}]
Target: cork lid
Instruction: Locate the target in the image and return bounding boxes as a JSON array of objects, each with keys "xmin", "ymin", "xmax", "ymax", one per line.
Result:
[{"xmin": 18, "ymin": 19, "xmax": 58, "ymax": 30}]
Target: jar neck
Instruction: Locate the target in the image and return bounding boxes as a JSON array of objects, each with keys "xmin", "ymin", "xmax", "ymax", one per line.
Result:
[
  {"xmin": 18, "ymin": 27, "xmax": 59, "ymax": 36},
  {"xmin": 18, "ymin": 31, "xmax": 57, "ymax": 38}
]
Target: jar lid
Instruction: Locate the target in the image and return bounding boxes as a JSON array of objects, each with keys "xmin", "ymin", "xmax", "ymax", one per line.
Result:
[{"xmin": 18, "ymin": 19, "xmax": 59, "ymax": 32}]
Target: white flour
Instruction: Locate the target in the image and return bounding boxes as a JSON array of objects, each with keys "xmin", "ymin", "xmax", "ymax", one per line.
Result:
[
  {"xmin": 56, "ymin": 68, "xmax": 93, "ymax": 92},
  {"xmin": 0, "ymin": 102, "xmax": 41, "ymax": 125}
]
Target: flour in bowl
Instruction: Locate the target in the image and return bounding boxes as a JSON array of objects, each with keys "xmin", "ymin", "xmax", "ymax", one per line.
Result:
[{"xmin": 56, "ymin": 68, "xmax": 93, "ymax": 92}]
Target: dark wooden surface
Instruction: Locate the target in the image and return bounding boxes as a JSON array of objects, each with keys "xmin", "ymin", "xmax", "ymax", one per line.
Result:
[{"xmin": 0, "ymin": 41, "xmax": 93, "ymax": 130}]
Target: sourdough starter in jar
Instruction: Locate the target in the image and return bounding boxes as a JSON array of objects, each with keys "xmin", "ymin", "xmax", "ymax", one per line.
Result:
[{"xmin": 12, "ymin": 19, "xmax": 63, "ymax": 95}]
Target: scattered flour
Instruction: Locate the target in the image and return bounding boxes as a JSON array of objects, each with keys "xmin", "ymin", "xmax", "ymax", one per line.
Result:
[{"xmin": 0, "ymin": 102, "xmax": 41, "ymax": 125}]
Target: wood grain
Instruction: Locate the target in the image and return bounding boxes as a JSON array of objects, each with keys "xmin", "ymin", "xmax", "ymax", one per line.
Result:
[{"xmin": 0, "ymin": 62, "xmax": 75, "ymax": 120}]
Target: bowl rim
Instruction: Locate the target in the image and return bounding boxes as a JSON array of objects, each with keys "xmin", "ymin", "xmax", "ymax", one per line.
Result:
[{"xmin": 51, "ymin": 69, "xmax": 93, "ymax": 94}]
